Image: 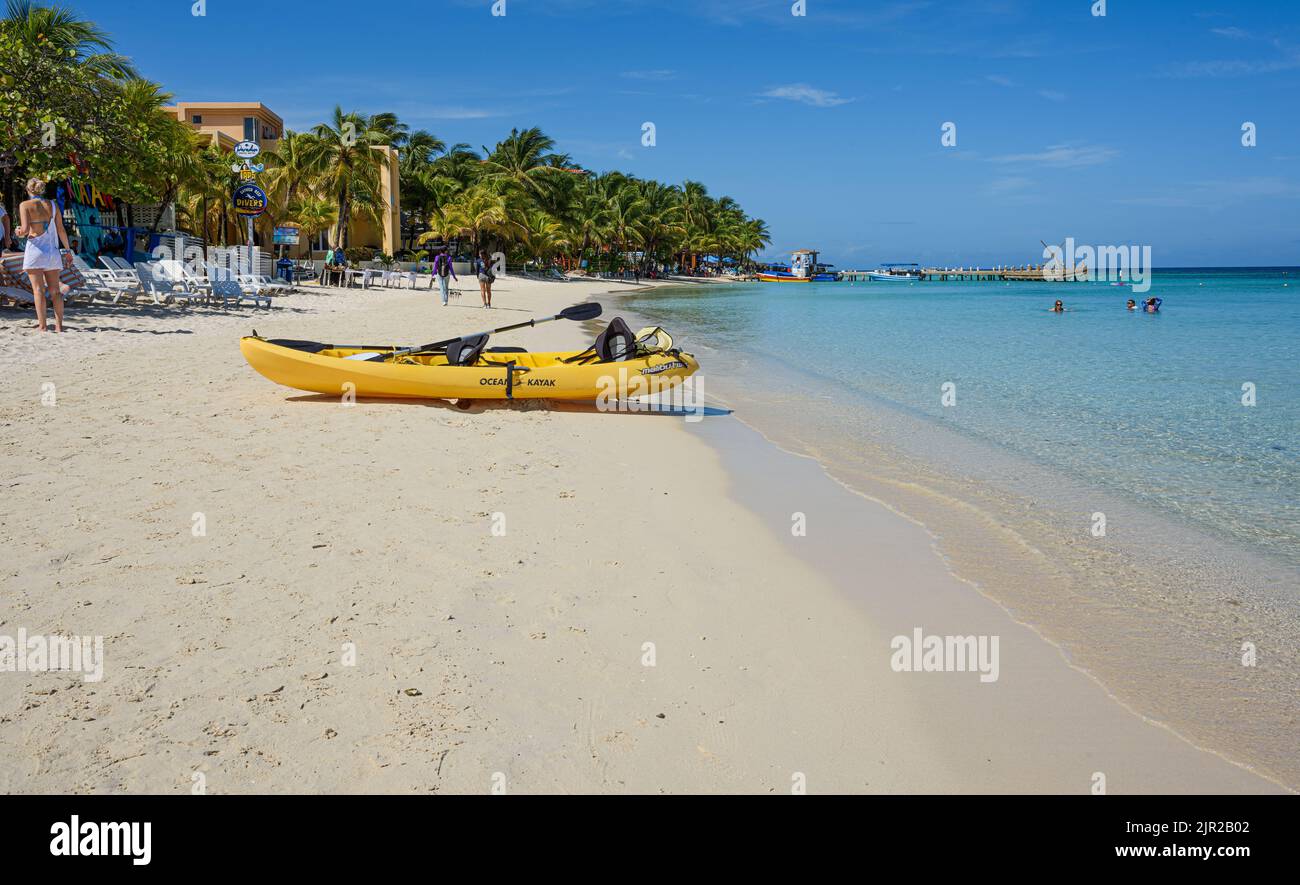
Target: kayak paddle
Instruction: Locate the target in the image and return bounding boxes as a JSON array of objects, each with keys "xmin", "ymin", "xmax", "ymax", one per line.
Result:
[{"xmin": 346, "ymin": 302, "xmax": 604, "ymax": 362}]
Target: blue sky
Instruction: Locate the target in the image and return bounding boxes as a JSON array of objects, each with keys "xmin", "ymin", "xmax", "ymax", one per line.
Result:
[{"xmin": 73, "ymin": 0, "xmax": 1300, "ymax": 266}]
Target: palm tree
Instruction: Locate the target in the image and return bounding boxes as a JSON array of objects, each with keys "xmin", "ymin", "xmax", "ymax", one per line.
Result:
[
  {"xmin": 2, "ymin": 0, "xmax": 135, "ymax": 78},
  {"xmin": 565, "ymin": 184, "xmax": 610, "ymax": 272},
  {"xmin": 480, "ymin": 127, "xmax": 560, "ymax": 200},
  {"xmin": 261, "ymin": 130, "xmax": 320, "ymax": 222},
  {"xmin": 419, "ymin": 184, "xmax": 510, "ymax": 256},
  {"xmin": 604, "ymin": 184, "xmax": 646, "ymax": 274},
  {"xmin": 635, "ymin": 180, "xmax": 684, "ymax": 272},
  {"xmin": 284, "ymin": 196, "xmax": 337, "ymax": 254},
  {"xmin": 303, "ymin": 107, "xmax": 393, "ymax": 249}
]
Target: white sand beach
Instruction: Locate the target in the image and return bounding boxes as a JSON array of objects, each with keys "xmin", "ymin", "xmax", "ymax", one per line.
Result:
[{"xmin": 0, "ymin": 276, "xmax": 1285, "ymax": 793}]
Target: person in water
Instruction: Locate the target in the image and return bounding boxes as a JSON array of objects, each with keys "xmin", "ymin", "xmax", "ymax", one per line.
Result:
[
  {"xmin": 15, "ymin": 178, "xmax": 73, "ymax": 333},
  {"xmin": 1126, "ymin": 299, "xmax": 1137, "ymax": 310},
  {"xmin": 1144, "ymin": 297, "xmax": 1162, "ymax": 313},
  {"xmin": 1050, "ymin": 299, "xmax": 1065, "ymax": 312}
]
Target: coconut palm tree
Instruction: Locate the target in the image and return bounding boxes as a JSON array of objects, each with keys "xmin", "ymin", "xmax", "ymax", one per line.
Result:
[
  {"xmin": 303, "ymin": 106, "xmax": 393, "ymax": 249},
  {"xmin": 261, "ymin": 130, "xmax": 320, "ymax": 222},
  {"xmin": 284, "ymin": 196, "xmax": 337, "ymax": 254},
  {"xmin": 480, "ymin": 127, "xmax": 560, "ymax": 201},
  {"xmin": 2, "ymin": 0, "xmax": 135, "ymax": 78},
  {"xmin": 419, "ymin": 184, "xmax": 510, "ymax": 256}
]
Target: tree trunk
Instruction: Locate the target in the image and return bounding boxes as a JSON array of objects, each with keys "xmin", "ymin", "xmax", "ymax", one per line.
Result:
[{"xmin": 335, "ymin": 188, "xmax": 350, "ymax": 249}]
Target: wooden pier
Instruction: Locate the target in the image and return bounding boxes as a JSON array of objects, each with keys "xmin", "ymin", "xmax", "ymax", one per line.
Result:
[{"xmin": 840, "ymin": 266, "xmax": 1089, "ymax": 283}]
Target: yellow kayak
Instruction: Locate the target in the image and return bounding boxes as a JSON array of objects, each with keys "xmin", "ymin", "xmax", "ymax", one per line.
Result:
[{"xmin": 239, "ymin": 317, "xmax": 699, "ymax": 401}]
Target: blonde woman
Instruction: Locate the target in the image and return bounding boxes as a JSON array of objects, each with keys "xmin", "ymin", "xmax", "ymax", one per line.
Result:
[{"xmin": 16, "ymin": 178, "xmax": 72, "ymax": 332}]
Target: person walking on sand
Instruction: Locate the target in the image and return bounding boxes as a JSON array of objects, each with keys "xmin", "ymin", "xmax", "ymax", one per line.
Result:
[
  {"xmin": 476, "ymin": 249, "xmax": 495, "ymax": 308},
  {"xmin": 16, "ymin": 178, "xmax": 72, "ymax": 333},
  {"xmin": 433, "ymin": 247, "xmax": 457, "ymax": 306}
]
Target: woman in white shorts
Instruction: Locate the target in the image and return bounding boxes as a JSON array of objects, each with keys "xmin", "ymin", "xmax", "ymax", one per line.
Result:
[{"xmin": 16, "ymin": 178, "xmax": 72, "ymax": 333}]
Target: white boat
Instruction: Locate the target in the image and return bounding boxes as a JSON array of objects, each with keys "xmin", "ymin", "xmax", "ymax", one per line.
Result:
[{"xmin": 867, "ymin": 263, "xmax": 923, "ymax": 281}]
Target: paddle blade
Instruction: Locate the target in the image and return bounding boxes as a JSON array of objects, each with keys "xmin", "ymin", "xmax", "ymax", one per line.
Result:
[{"xmin": 558, "ymin": 302, "xmax": 602, "ymax": 322}]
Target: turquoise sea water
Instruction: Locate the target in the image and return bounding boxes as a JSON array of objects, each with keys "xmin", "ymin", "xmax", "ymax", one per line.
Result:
[
  {"xmin": 619, "ymin": 269, "xmax": 1300, "ymax": 568},
  {"xmin": 618, "ymin": 268, "xmax": 1300, "ymax": 786}
]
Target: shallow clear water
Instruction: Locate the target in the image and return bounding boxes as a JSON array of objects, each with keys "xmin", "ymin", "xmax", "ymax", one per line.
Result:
[
  {"xmin": 622, "ymin": 269, "xmax": 1300, "ymax": 567},
  {"xmin": 618, "ymin": 269, "xmax": 1300, "ymax": 786}
]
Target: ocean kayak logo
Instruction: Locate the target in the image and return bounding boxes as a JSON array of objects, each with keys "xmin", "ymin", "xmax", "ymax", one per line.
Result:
[
  {"xmin": 1042, "ymin": 238, "xmax": 1152, "ymax": 292},
  {"xmin": 0, "ymin": 630, "xmax": 104, "ymax": 683},
  {"xmin": 890, "ymin": 628, "xmax": 1000, "ymax": 683},
  {"xmin": 596, "ymin": 369, "xmax": 705, "ymax": 422}
]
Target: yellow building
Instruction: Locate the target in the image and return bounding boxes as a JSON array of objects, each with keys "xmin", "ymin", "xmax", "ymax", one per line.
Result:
[
  {"xmin": 167, "ymin": 101, "xmax": 401, "ymax": 257},
  {"xmin": 169, "ymin": 101, "xmax": 283, "ymax": 153}
]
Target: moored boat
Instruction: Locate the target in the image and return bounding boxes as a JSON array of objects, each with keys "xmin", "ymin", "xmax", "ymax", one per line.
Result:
[
  {"xmin": 866, "ymin": 263, "xmax": 924, "ymax": 281},
  {"xmin": 756, "ymin": 248, "xmax": 839, "ymax": 283}
]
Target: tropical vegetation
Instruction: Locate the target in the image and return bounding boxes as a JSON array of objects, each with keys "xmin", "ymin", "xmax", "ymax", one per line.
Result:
[{"xmin": 1, "ymin": 1, "xmax": 769, "ymax": 273}]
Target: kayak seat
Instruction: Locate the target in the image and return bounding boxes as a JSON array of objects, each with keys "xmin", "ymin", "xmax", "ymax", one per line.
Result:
[
  {"xmin": 445, "ymin": 333, "xmax": 490, "ymax": 366},
  {"xmin": 562, "ymin": 317, "xmax": 637, "ymax": 364},
  {"xmin": 487, "ymin": 346, "xmax": 528, "ymax": 353}
]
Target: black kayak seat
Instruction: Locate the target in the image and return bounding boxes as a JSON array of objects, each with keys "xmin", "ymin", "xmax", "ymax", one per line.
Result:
[
  {"xmin": 445, "ymin": 333, "xmax": 491, "ymax": 366},
  {"xmin": 594, "ymin": 317, "xmax": 637, "ymax": 361}
]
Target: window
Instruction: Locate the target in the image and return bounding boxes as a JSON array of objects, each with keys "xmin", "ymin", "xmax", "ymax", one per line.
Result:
[
  {"xmin": 191, "ymin": 115, "xmax": 202, "ymax": 124},
  {"xmin": 244, "ymin": 117, "xmax": 256, "ymax": 142}
]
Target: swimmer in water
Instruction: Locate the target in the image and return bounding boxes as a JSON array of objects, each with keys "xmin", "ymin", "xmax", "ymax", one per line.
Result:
[
  {"xmin": 1144, "ymin": 297, "xmax": 1162, "ymax": 313},
  {"xmin": 1050, "ymin": 299, "xmax": 1065, "ymax": 312},
  {"xmin": 1127, "ymin": 299, "xmax": 1137, "ymax": 310}
]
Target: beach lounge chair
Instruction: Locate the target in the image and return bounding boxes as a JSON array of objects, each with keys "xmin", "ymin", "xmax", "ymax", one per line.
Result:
[
  {"xmin": 0, "ymin": 261, "xmax": 36, "ymax": 308},
  {"xmin": 211, "ymin": 278, "xmax": 271, "ymax": 309},
  {"xmin": 99, "ymin": 256, "xmax": 144, "ymax": 288},
  {"xmin": 235, "ymin": 274, "xmax": 282, "ymax": 297},
  {"xmin": 156, "ymin": 259, "xmax": 211, "ymax": 304},
  {"xmin": 70, "ymin": 254, "xmax": 137, "ymax": 301},
  {"xmin": 250, "ymin": 273, "xmax": 294, "ymax": 295},
  {"xmin": 0, "ymin": 257, "xmax": 95, "ymax": 307},
  {"xmin": 134, "ymin": 262, "xmax": 191, "ymax": 306}
]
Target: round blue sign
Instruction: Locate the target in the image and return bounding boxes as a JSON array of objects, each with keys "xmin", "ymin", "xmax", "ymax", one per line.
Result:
[{"xmin": 232, "ymin": 183, "xmax": 268, "ymax": 217}]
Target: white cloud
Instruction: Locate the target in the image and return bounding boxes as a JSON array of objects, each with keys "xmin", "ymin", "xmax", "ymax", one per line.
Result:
[
  {"xmin": 760, "ymin": 84, "xmax": 853, "ymax": 107},
  {"xmin": 985, "ymin": 74, "xmax": 1016, "ymax": 87},
  {"xmin": 991, "ymin": 144, "xmax": 1118, "ymax": 167},
  {"xmin": 1037, "ymin": 89, "xmax": 1067, "ymax": 102},
  {"xmin": 1210, "ymin": 26, "xmax": 1250, "ymax": 39}
]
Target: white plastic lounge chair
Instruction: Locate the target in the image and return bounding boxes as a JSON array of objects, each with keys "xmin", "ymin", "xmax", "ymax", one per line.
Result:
[
  {"xmin": 252, "ymin": 273, "xmax": 294, "ymax": 294},
  {"xmin": 134, "ymin": 262, "xmax": 190, "ymax": 306},
  {"xmin": 236, "ymin": 274, "xmax": 281, "ymax": 297},
  {"xmin": 211, "ymin": 278, "xmax": 271, "ymax": 309},
  {"xmin": 156, "ymin": 260, "xmax": 211, "ymax": 304}
]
